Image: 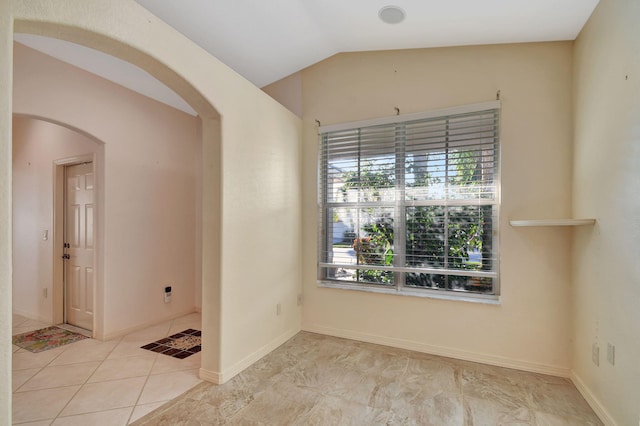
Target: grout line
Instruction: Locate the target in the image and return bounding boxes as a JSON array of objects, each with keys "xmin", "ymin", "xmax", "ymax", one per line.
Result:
[
  {"xmin": 50, "ymin": 333, "xmax": 125, "ymax": 422},
  {"xmin": 125, "ymin": 317, "xmax": 174, "ymax": 425}
]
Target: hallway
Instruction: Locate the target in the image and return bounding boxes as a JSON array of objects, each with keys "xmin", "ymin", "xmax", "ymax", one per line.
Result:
[{"xmin": 12, "ymin": 312, "xmax": 202, "ymax": 425}]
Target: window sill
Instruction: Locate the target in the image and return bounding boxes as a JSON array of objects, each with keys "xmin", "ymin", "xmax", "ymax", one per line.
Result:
[{"xmin": 317, "ymin": 280, "xmax": 501, "ymax": 305}]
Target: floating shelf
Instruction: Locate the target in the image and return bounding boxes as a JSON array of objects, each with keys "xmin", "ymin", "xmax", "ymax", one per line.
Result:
[{"xmin": 509, "ymin": 219, "xmax": 596, "ymax": 227}]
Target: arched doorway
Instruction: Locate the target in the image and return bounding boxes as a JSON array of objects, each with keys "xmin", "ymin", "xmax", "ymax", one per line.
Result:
[
  {"xmin": 1, "ymin": 3, "xmax": 303, "ymax": 424},
  {"xmin": 6, "ymin": 0, "xmax": 224, "ymax": 392}
]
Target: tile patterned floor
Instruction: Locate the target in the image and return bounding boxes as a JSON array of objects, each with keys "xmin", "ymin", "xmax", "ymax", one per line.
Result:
[
  {"xmin": 12, "ymin": 313, "xmax": 202, "ymax": 425},
  {"xmin": 133, "ymin": 332, "xmax": 603, "ymax": 426}
]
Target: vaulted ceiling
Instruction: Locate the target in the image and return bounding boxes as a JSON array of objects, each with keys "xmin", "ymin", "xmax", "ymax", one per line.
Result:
[{"xmin": 14, "ymin": 0, "xmax": 599, "ymax": 115}]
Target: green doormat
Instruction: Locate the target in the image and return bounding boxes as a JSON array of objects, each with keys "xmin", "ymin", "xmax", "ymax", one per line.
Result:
[{"xmin": 13, "ymin": 326, "xmax": 89, "ymax": 353}]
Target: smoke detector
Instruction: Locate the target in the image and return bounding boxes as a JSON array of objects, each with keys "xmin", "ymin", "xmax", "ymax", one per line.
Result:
[{"xmin": 379, "ymin": 6, "xmax": 406, "ymax": 24}]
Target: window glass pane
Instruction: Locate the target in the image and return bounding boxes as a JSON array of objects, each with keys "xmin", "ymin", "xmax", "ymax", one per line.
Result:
[
  {"xmin": 323, "ymin": 267, "xmax": 394, "ymax": 286},
  {"xmin": 325, "ymin": 156, "xmax": 395, "ymax": 203},
  {"xmin": 447, "ymin": 275, "xmax": 494, "ymax": 293},
  {"xmin": 405, "ymin": 151, "xmax": 447, "ymax": 200},
  {"xmin": 406, "ymin": 206, "xmax": 445, "ymax": 268},
  {"xmin": 447, "ymin": 205, "xmax": 490, "ymax": 271},
  {"xmin": 405, "ymin": 273, "xmax": 446, "ymax": 289},
  {"xmin": 405, "ymin": 273, "xmax": 493, "ymax": 293},
  {"xmin": 355, "ymin": 207, "xmax": 394, "ymax": 267},
  {"xmin": 323, "ymin": 267, "xmax": 356, "ymax": 283},
  {"xmin": 323, "ymin": 207, "xmax": 394, "ymax": 285},
  {"xmin": 358, "ymin": 269, "xmax": 394, "ymax": 286},
  {"xmin": 325, "ymin": 207, "xmax": 358, "ymax": 249},
  {"xmin": 446, "ymin": 147, "xmax": 496, "ymax": 200}
]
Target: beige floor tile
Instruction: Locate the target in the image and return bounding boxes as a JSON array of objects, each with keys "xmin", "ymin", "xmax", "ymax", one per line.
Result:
[
  {"xmin": 465, "ymin": 395, "xmax": 532, "ymax": 425},
  {"xmin": 13, "ymin": 347, "xmax": 66, "ymax": 370},
  {"xmin": 19, "ymin": 361, "xmax": 101, "ymax": 392},
  {"xmin": 533, "ymin": 410, "xmax": 602, "ymax": 425},
  {"xmin": 121, "ymin": 322, "xmax": 172, "ymax": 342},
  {"xmin": 293, "ymin": 395, "xmax": 390, "ymax": 425},
  {"xmin": 134, "ymin": 332, "xmax": 604, "ymax": 426},
  {"xmin": 88, "ymin": 355, "xmax": 156, "ymax": 383},
  {"xmin": 149, "ymin": 351, "xmax": 201, "ymax": 375},
  {"xmin": 13, "ymin": 319, "xmax": 51, "ymax": 332},
  {"xmin": 13, "ymin": 367, "xmax": 41, "ymax": 392},
  {"xmin": 137, "ymin": 369, "xmax": 202, "ymax": 405},
  {"xmin": 167, "ymin": 321, "xmax": 201, "ymax": 336},
  {"xmin": 52, "ymin": 407, "xmax": 133, "ymax": 426},
  {"xmin": 14, "ymin": 420, "xmax": 54, "ymax": 426},
  {"xmin": 12, "ymin": 385, "xmax": 81, "ymax": 424},
  {"xmin": 49, "ymin": 339, "xmax": 118, "ymax": 366},
  {"xmin": 106, "ymin": 340, "xmax": 156, "ymax": 360},
  {"xmin": 13, "ymin": 313, "xmax": 29, "ymax": 325},
  {"xmin": 128, "ymin": 402, "xmax": 168, "ymax": 424},
  {"xmin": 59, "ymin": 377, "xmax": 146, "ymax": 417},
  {"xmin": 171, "ymin": 312, "xmax": 201, "ymax": 325}
]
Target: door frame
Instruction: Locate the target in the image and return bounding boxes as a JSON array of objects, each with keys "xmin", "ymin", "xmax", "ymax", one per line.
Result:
[{"xmin": 53, "ymin": 153, "xmax": 97, "ymax": 336}]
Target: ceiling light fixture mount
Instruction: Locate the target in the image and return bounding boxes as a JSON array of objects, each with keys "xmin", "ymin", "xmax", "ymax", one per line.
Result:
[{"xmin": 379, "ymin": 5, "xmax": 406, "ymax": 25}]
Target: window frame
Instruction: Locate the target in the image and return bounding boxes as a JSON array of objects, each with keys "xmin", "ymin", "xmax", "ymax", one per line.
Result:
[{"xmin": 317, "ymin": 101, "xmax": 501, "ymax": 302}]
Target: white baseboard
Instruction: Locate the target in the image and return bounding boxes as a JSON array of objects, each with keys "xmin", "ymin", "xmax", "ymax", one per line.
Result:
[
  {"xmin": 571, "ymin": 371, "xmax": 617, "ymax": 426},
  {"xmin": 100, "ymin": 307, "xmax": 197, "ymax": 341},
  {"xmin": 303, "ymin": 323, "xmax": 571, "ymax": 378},
  {"xmin": 199, "ymin": 367, "xmax": 222, "ymax": 384},
  {"xmin": 199, "ymin": 327, "xmax": 300, "ymax": 385}
]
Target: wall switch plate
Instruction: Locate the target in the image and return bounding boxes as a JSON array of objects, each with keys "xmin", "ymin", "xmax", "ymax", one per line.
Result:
[
  {"xmin": 592, "ymin": 343, "xmax": 599, "ymax": 366},
  {"xmin": 607, "ymin": 343, "xmax": 615, "ymax": 366},
  {"xmin": 42, "ymin": 230, "xmax": 48, "ymax": 241}
]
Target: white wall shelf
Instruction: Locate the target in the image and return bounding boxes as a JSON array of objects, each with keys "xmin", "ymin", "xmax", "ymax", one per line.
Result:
[
  {"xmin": 509, "ymin": 219, "xmax": 596, "ymax": 226},
  {"xmin": 509, "ymin": 219, "xmax": 596, "ymax": 227}
]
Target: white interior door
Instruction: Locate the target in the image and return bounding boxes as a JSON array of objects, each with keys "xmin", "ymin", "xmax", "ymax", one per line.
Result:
[{"xmin": 64, "ymin": 162, "xmax": 94, "ymax": 331}]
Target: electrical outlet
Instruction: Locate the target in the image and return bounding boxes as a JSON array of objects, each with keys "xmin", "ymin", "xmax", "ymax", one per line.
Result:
[
  {"xmin": 607, "ymin": 343, "xmax": 615, "ymax": 366},
  {"xmin": 276, "ymin": 303, "xmax": 282, "ymax": 316},
  {"xmin": 592, "ymin": 343, "xmax": 599, "ymax": 366}
]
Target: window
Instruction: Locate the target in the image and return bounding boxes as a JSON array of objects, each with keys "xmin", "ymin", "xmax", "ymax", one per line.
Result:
[{"xmin": 318, "ymin": 102, "xmax": 500, "ymax": 300}]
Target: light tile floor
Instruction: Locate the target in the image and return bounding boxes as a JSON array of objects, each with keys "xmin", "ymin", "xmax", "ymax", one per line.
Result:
[
  {"xmin": 12, "ymin": 313, "xmax": 202, "ymax": 425},
  {"xmin": 134, "ymin": 332, "xmax": 603, "ymax": 425}
]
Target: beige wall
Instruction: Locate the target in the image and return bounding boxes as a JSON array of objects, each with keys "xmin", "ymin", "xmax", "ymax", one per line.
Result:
[
  {"xmin": 0, "ymin": 1, "xmax": 12, "ymax": 420},
  {"xmin": 13, "ymin": 43, "xmax": 201, "ymax": 338},
  {"xmin": 12, "ymin": 116, "xmax": 102, "ymax": 322},
  {"xmin": 572, "ymin": 0, "xmax": 640, "ymax": 424},
  {"xmin": 1, "ymin": 5, "xmax": 303, "ymax": 421},
  {"xmin": 262, "ymin": 72, "xmax": 303, "ymax": 118},
  {"xmin": 301, "ymin": 43, "xmax": 575, "ymax": 375}
]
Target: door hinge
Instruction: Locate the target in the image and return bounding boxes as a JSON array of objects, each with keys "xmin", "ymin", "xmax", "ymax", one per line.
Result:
[
  {"xmin": 62, "ymin": 254, "xmax": 70, "ymax": 260},
  {"xmin": 64, "ymin": 242, "xmax": 70, "ymax": 248}
]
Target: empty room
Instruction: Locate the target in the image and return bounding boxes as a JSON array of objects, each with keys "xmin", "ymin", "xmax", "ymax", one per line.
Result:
[{"xmin": 0, "ymin": 0, "xmax": 638, "ymax": 425}]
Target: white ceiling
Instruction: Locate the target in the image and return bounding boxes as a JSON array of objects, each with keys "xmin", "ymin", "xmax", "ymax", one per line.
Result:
[{"xmin": 14, "ymin": 0, "xmax": 599, "ymax": 116}]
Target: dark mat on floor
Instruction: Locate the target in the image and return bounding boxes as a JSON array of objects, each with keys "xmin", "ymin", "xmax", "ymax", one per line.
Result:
[{"xmin": 141, "ymin": 329, "xmax": 201, "ymax": 359}]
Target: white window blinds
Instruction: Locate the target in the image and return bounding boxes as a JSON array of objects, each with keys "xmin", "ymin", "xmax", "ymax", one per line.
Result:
[{"xmin": 318, "ymin": 102, "xmax": 500, "ymax": 297}]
